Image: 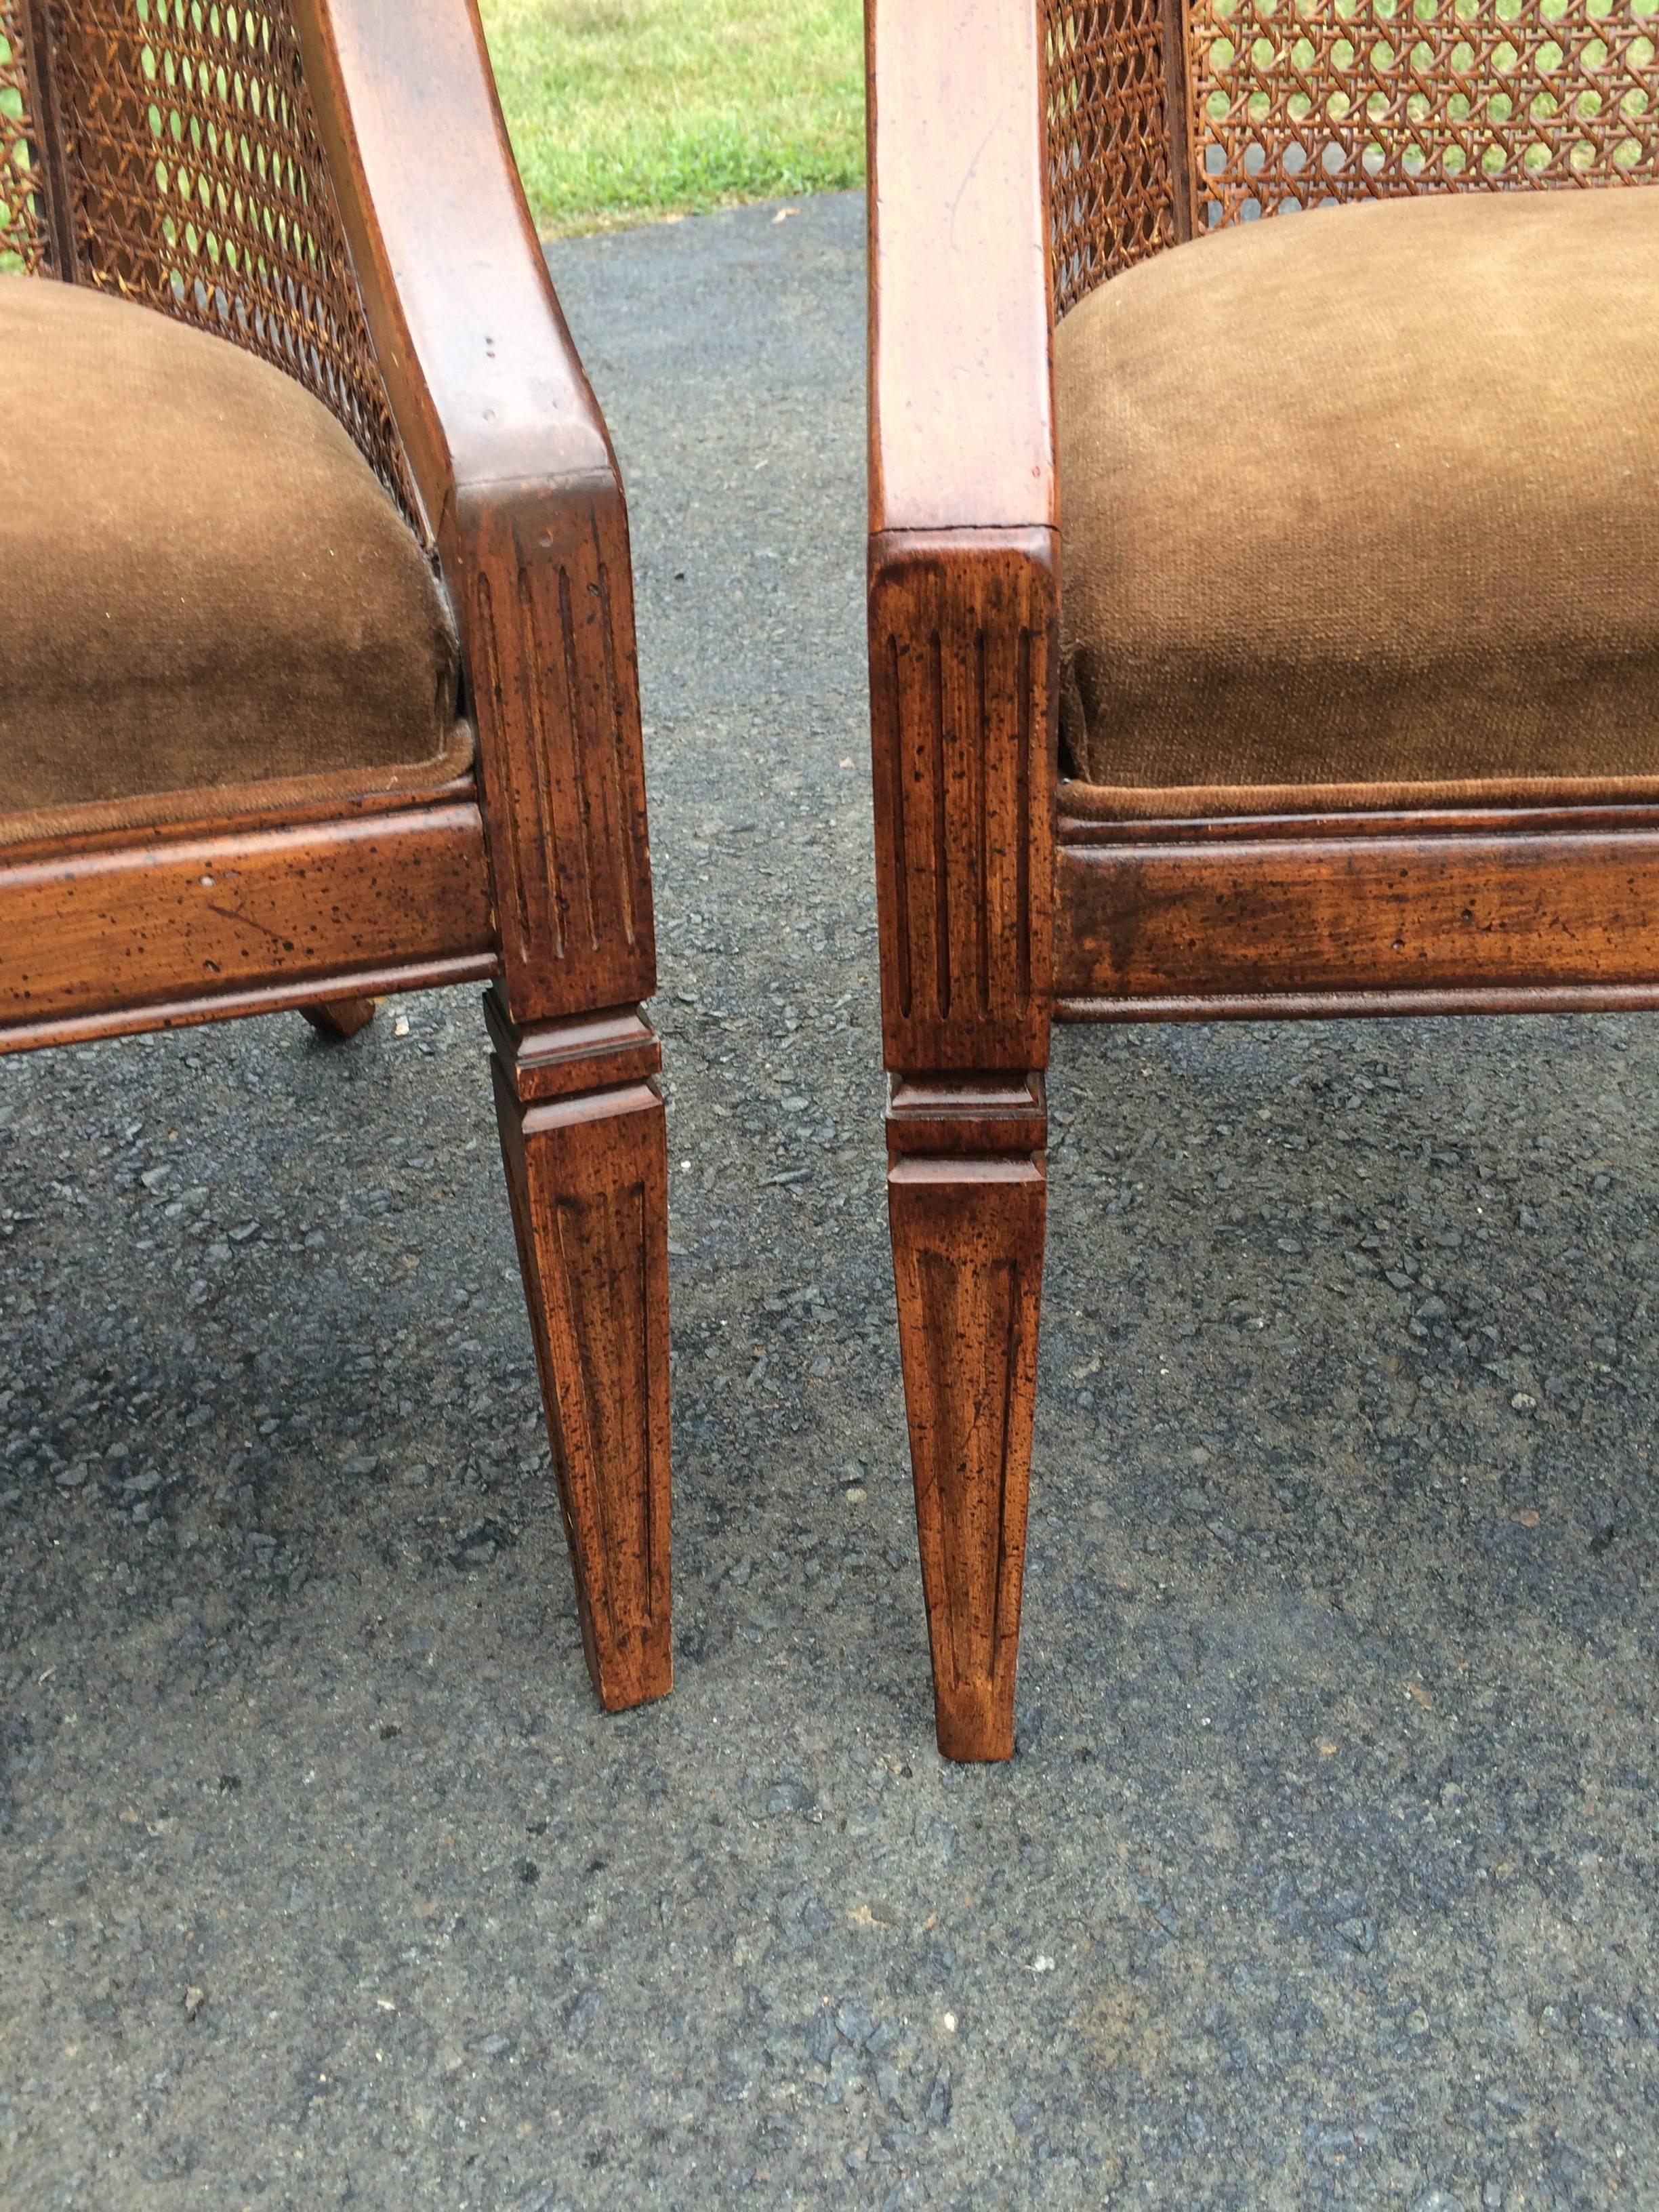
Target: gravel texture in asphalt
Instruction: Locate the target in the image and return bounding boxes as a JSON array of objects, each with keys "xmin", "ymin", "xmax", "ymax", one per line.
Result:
[{"xmin": 3, "ymin": 193, "xmax": 1657, "ymax": 2211}]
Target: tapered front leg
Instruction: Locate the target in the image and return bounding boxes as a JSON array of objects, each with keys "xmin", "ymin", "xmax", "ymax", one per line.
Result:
[
  {"xmin": 887, "ymin": 1077, "xmax": 1046, "ymax": 1760},
  {"xmin": 487, "ymin": 988, "xmax": 672, "ymax": 1711},
  {"xmin": 868, "ymin": 535, "xmax": 1058, "ymax": 1757}
]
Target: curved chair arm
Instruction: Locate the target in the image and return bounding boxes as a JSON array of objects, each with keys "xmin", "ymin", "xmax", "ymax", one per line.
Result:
[
  {"xmin": 297, "ymin": 0, "xmax": 654, "ymax": 1027},
  {"xmin": 867, "ymin": 0, "xmax": 1057, "ymax": 539},
  {"xmin": 865, "ymin": 0, "xmax": 1057, "ymax": 1075}
]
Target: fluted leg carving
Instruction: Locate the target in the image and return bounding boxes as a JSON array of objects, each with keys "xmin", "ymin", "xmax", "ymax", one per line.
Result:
[
  {"xmin": 489, "ymin": 989, "xmax": 672, "ymax": 1711},
  {"xmin": 886, "ymin": 1076, "xmax": 1046, "ymax": 1760}
]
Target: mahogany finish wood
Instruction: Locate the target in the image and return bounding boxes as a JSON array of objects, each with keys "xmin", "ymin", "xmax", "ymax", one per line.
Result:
[
  {"xmin": 295, "ymin": 0, "xmax": 656, "ymax": 1027},
  {"xmin": 1058, "ymin": 985, "xmax": 1659, "ymax": 1025},
  {"xmin": 865, "ymin": 0, "xmax": 1659, "ymax": 1756},
  {"xmin": 457, "ymin": 483, "xmax": 656, "ymax": 1021},
  {"xmin": 1055, "ymin": 827, "xmax": 1659, "ymax": 1007},
  {"xmin": 1, "ymin": 808, "xmax": 492, "ymax": 1025},
  {"xmin": 867, "ymin": 0, "xmax": 1063, "ymax": 1759},
  {"xmin": 5, "ymin": 0, "xmax": 673, "ymax": 1714},
  {"xmin": 483, "ymin": 991, "xmax": 662, "ymax": 1103},
  {"xmin": 0, "ymin": 773, "xmax": 479, "ymax": 867},
  {"xmin": 869, "ymin": 532, "xmax": 1059, "ymax": 1076},
  {"xmin": 887, "ymin": 1092, "xmax": 1046, "ymax": 1761},
  {"xmin": 491, "ymin": 993, "xmax": 673, "ymax": 1712},
  {"xmin": 0, "ymin": 956, "xmax": 496, "ymax": 1059},
  {"xmin": 303, "ymin": 998, "xmax": 379, "ymax": 1041},
  {"xmin": 1057, "ymin": 798, "xmax": 1659, "ymax": 846}
]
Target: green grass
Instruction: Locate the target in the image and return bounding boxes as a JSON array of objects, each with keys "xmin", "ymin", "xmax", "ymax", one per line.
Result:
[{"xmin": 480, "ymin": 0, "xmax": 865, "ymax": 236}]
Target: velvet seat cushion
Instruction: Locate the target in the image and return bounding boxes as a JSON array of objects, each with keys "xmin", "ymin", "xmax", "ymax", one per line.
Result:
[
  {"xmin": 0, "ymin": 278, "xmax": 468, "ymax": 845},
  {"xmin": 1054, "ymin": 186, "xmax": 1659, "ymax": 817}
]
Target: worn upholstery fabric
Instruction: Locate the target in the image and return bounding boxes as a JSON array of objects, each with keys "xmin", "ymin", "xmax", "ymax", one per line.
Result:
[
  {"xmin": 1, "ymin": 278, "xmax": 467, "ymax": 844},
  {"xmin": 1055, "ymin": 186, "xmax": 1659, "ymax": 815}
]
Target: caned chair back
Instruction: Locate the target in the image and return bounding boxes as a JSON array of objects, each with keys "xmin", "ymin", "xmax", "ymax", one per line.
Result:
[
  {"xmin": 0, "ymin": 0, "xmax": 415, "ymax": 512},
  {"xmin": 1044, "ymin": 0, "xmax": 1659, "ymax": 314}
]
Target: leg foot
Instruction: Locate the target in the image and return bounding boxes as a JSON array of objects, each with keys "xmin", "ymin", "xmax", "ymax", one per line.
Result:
[
  {"xmin": 489, "ymin": 991, "xmax": 672, "ymax": 1711},
  {"xmin": 887, "ymin": 1076, "xmax": 1047, "ymax": 1760},
  {"xmin": 303, "ymin": 997, "xmax": 377, "ymax": 1040}
]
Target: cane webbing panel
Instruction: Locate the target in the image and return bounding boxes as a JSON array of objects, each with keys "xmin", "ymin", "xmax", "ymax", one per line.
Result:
[
  {"xmin": 1191, "ymin": 0, "xmax": 1659, "ymax": 228},
  {"xmin": 0, "ymin": 3, "xmax": 49, "ymax": 272},
  {"xmin": 1044, "ymin": 0, "xmax": 1183, "ymax": 313},
  {"xmin": 44, "ymin": 0, "xmax": 420, "ymax": 523},
  {"xmin": 1046, "ymin": 0, "xmax": 1659, "ymax": 315}
]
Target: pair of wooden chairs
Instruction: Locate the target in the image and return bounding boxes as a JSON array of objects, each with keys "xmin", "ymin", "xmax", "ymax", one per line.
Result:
[{"xmin": 5, "ymin": 0, "xmax": 1656, "ymax": 1759}]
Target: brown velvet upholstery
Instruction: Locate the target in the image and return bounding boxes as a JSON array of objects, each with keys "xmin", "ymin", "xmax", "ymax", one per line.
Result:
[
  {"xmin": 0, "ymin": 279, "xmax": 468, "ymax": 846},
  {"xmin": 1055, "ymin": 186, "xmax": 1659, "ymax": 817}
]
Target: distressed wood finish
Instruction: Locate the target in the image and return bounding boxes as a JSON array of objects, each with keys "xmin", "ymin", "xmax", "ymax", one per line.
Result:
[
  {"xmin": 887, "ymin": 1090, "xmax": 1047, "ymax": 1763},
  {"xmin": 491, "ymin": 991, "xmax": 673, "ymax": 1711},
  {"xmin": 869, "ymin": 0, "xmax": 1659, "ymax": 1757},
  {"xmin": 1055, "ymin": 827, "xmax": 1659, "ymax": 1009},
  {"xmin": 0, "ymin": 773, "xmax": 477, "ymax": 867},
  {"xmin": 1, "ymin": 808, "xmax": 492, "ymax": 1025},
  {"xmin": 1056, "ymin": 798, "xmax": 1659, "ymax": 845},
  {"xmin": 458, "ymin": 484, "xmax": 655, "ymax": 1019},
  {"xmin": 5, "ymin": 0, "xmax": 674, "ymax": 1715},
  {"xmin": 869, "ymin": 533, "xmax": 1059, "ymax": 1074},
  {"xmin": 296, "ymin": 0, "xmax": 655, "ymax": 1026},
  {"xmin": 0, "ymin": 956, "xmax": 495, "ymax": 1057},
  {"xmin": 868, "ymin": 0, "xmax": 1059, "ymax": 1755},
  {"xmin": 303, "ymin": 998, "xmax": 379, "ymax": 1040}
]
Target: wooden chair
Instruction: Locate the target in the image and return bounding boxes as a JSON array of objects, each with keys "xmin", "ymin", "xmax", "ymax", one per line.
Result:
[
  {"xmin": 0, "ymin": 0, "xmax": 670, "ymax": 1712},
  {"xmin": 867, "ymin": 0, "xmax": 1659, "ymax": 1758}
]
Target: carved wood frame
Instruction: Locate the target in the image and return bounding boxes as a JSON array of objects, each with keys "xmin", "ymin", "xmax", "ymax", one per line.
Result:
[
  {"xmin": 867, "ymin": 0, "xmax": 1659, "ymax": 1757},
  {"xmin": 1, "ymin": 0, "xmax": 672, "ymax": 1713}
]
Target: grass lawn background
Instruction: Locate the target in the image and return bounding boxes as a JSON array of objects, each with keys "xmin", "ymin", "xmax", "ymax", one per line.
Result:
[{"xmin": 480, "ymin": 0, "xmax": 865, "ymax": 236}]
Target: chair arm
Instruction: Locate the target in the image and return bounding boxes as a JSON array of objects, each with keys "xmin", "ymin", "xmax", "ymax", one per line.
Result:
[
  {"xmin": 295, "ymin": 0, "xmax": 653, "ymax": 1027},
  {"xmin": 866, "ymin": 0, "xmax": 1058, "ymax": 1076},
  {"xmin": 867, "ymin": 0, "xmax": 1057, "ymax": 538}
]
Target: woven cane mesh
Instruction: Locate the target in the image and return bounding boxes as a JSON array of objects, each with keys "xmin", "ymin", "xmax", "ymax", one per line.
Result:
[
  {"xmin": 47, "ymin": 0, "xmax": 419, "ymax": 519},
  {"xmin": 1046, "ymin": 0, "xmax": 1659, "ymax": 315},
  {"xmin": 1, "ymin": 3, "xmax": 49, "ymax": 272},
  {"xmin": 1191, "ymin": 0, "xmax": 1659, "ymax": 226},
  {"xmin": 1044, "ymin": 0, "xmax": 1182, "ymax": 313}
]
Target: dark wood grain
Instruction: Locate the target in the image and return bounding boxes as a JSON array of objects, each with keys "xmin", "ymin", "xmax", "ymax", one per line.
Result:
[
  {"xmin": 866, "ymin": 0, "xmax": 1061, "ymax": 1757},
  {"xmin": 1057, "ymin": 984, "xmax": 1659, "ymax": 1023},
  {"xmin": 886, "ymin": 1120, "xmax": 1046, "ymax": 1763},
  {"xmin": 482, "ymin": 989, "xmax": 661, "ymax": 1102},
  {"xmin": 19, "ymin": 1, "xmax": 78, "ymax": 276},
  {"xmin": 1, "ymin": 772, "xmax": 478, "ymax": 866},
  {"xmin": 1, "ymin": 806, "xmax": 492, "ymax": 1025},
  {"xmin": 296, "ymin": 0, "xmax": 656, "ymax": 1028},
  {"xmin": 1056, "ymin": 793, "xmax": 1659, "ymax": 843},
  {"xmin": 295, "ymin": 0, "xmax": 615, "ymax": 524},
  {"xmin": 459, "ymin": 485, "xmax": 656, "ymax": 1020},
  {"xmin": 302, "ymin": 997, "xmax": 379, "ymax": 1040},
  {"xmin": 869, "ymin": 531, "xmax": 1059, "ymax": 1073},
  {"xmin": 7, "ymin": 0, "xmax": 675, "ymax": 1716},
  {"xmin": 492, "ymin": 1000, "xmax": 673, "ymax": 1712},
  {"xmin": 867, "ymin": 0, "xmax": 1659, "ymax": 1761},
  {"xmin": 0, "ymin": 954, "xmax": 496, "ymax": 1057},
  {"xmin": 1055, "ymin": 828, "xmax": 1659, "ymax": 1007}
]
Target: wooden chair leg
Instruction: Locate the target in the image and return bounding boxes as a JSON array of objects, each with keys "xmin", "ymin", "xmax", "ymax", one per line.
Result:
[
  {"xmin": 302, "ymin": 996, "xmax": 377, "ymax": 1040},
  {"xmin": 487, "ymin": 989, "xmax": 672, "ymax": 1712},
  {"xmin": 886, "ymin": 1076, "xmax": 1047, "ymax": 1761}
]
